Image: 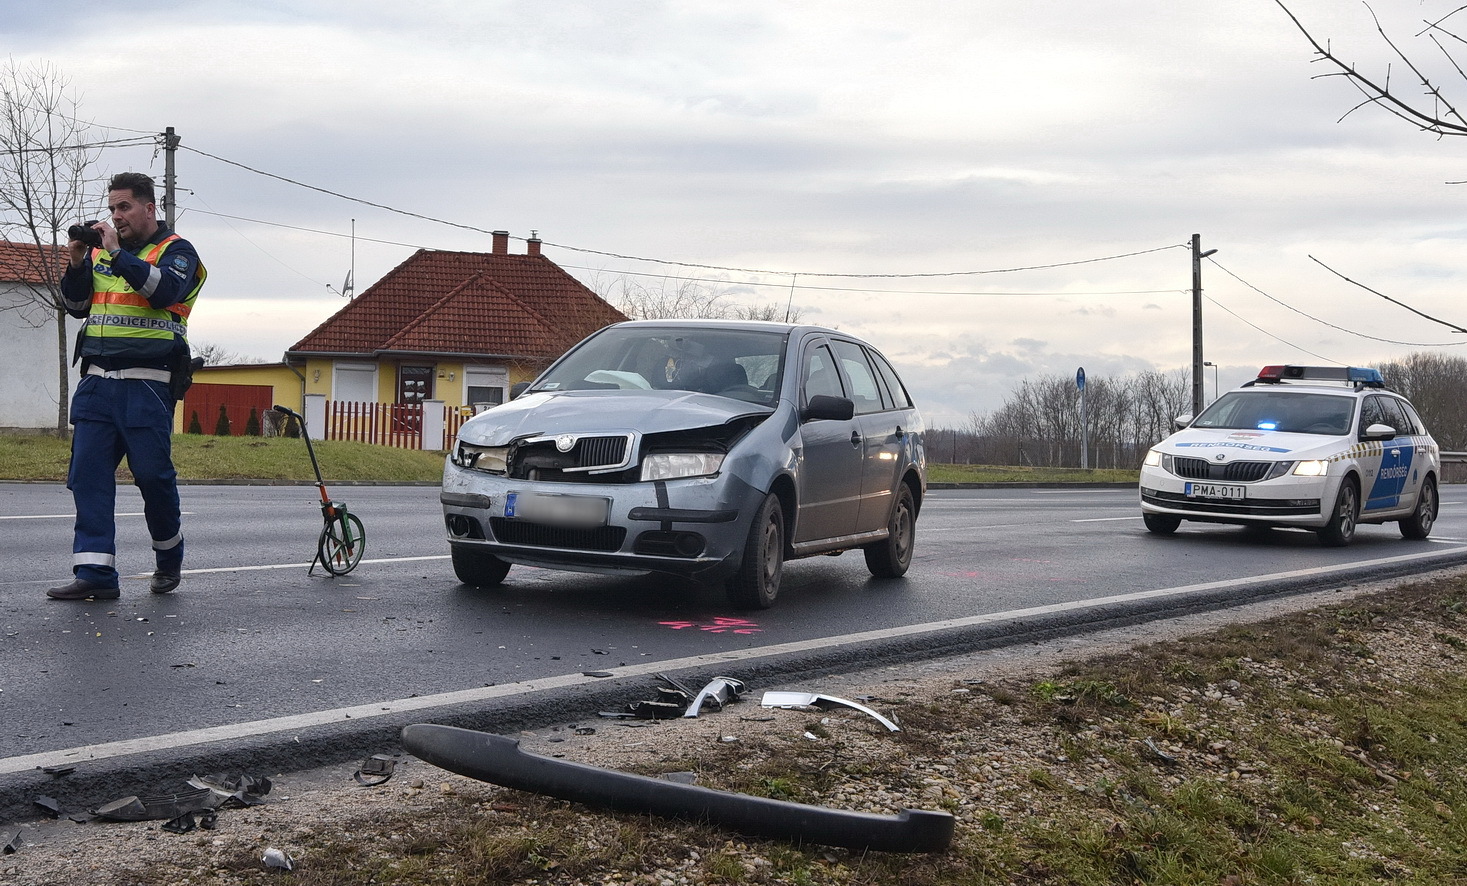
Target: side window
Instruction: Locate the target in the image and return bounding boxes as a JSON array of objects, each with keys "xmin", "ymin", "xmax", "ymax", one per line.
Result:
[
  {"xmin": 831, "ymin": 340, "xmax": 884, "ymax": 415},
  {"xmin": 1359, "ymin": 396, "xmax": 1388, "ymax": 434},
  {"xmin": 867, "ymin": 348, "xmax": 912, "ymax": 410},
  {"xmin": 1397, "ymin": 400, "xmax": 1426, "ymax": 436},
  {"xmin": 802, "ymin": 345, "xmax": 845, "ymax": 404},
  {"xmin": 1376, "ymin": 397, "xmax": 1410, "ymax": 436}
]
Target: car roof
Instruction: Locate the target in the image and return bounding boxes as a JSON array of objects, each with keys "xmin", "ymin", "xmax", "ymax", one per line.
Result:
[{"xmin": 607, "ymin": 318, "xmax": 844, "ymax": 336}]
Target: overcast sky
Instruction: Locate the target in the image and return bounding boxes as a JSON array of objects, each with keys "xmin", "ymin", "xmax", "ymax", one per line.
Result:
[{"xmin": 8, "ymin": 0, "xmax": 1467, "ymax": 426}]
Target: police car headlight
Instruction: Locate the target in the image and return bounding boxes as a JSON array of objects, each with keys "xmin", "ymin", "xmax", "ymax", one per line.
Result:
[
  {"xmin": 1292, "ymin": 459, "xmax": 1329, "ymax": 477},
  {"xmin": 641, "ymin": 452, "xmax": 724, "ymax": 481},
  {"xmin": 1143, "ymin": 449, "xmax": 1163, "ymax": 468}
]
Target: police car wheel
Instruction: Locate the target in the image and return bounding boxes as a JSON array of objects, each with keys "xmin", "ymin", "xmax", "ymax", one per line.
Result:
[
  {"xmin": 1317, "ymin": 479, "xmax": 1359, "ymax": 547},
  {"xmin": 1400, "ymin": 476, "xmax": 1438, "ymax": 540},
  {"xmin": 1143, "ymin": 513, "xmax": 1181, "ymax": 535}
]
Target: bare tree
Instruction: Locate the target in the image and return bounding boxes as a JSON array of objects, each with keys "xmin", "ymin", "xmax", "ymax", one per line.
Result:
[
  {"xmin": 0, "ymin": 60, "xmax": 98, "ymax": 433},
  {"xmin": 1378, "ymin": 351, "xmax": 1467, "ymax": 448},
  {"xmin": 1276, "ymin": 1, "xmax": 1467, "ymax": 137},
  {"xmin": 601, "ymin": 276, "xmax": 803, "ymax": 323}
]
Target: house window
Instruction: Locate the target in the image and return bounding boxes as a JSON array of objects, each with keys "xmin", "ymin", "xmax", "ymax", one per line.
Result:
[
  {"xmin": 398, "ymin": 365, "xmax": 434, "ymax": 404},
  {"xmin": 465, "ymin": 366, "xmax": 508, "ymax": 411},
  {"xmin": 333, "ymin": 362, "xmax": 377, "ymax": 403}
]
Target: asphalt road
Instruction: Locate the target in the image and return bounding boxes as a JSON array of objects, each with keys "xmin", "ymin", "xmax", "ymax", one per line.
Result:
[{"xmin": 3, "ymin": 481, "xmax": 1466, "ymax": 818}]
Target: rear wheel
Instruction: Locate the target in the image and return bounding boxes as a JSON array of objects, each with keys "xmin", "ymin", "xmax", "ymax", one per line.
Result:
[
  {"xmin": 864, "ymin": 484, "xmax": 916, "ymax": 578},
  {"xmin": 1400, "ymin": 476, "xmax": 1438, "ymax": 540},
  {"xmin": 726, "ymin": 493, "xmax": 783, "ymax": 610},
  {"xmin": 1317, "ymin": 479, "xmax": 1359, "ymax": 547},
  {"xmin": 452, "ymin": 545, "xmax": 511, "ymax": 586},
  {"xmin": 1143, "ymin": 513, "xmax": 1181, "ymax": 536}
]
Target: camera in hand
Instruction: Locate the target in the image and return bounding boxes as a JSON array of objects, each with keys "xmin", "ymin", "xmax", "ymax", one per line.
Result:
[{"xmin": 67, "ymin": 222, "xmax": 103, "ymax": 249}]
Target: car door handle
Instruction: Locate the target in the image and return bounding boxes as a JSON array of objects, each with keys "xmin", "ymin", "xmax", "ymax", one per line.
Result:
[
  {"xmin": 850, "ymin": 431, "xmax": 862, "ymax": 448},
  {"xmin": 895, "ymin": 425, "xmax": 905, "ymax": 440},
  {"xmin": 1390, "ymin": 448, "xmax": 1401, "ymax": 456}
]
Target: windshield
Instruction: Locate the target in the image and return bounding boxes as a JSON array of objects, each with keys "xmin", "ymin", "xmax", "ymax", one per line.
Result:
[
  {"xmin": 532, "ymin": 326, "xmax": 789, "ymax": 406},
  {"xmin": 1192, "ymin": 390, "xmax": 1356, "ymax": 435}
]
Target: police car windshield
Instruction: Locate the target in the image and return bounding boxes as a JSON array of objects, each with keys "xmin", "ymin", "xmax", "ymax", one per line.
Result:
[{"xmin": 1192, "ymin": 390, "xmax": 1356, "ymax": 435}]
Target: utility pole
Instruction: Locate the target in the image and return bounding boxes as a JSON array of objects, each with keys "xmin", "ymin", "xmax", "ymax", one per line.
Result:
[
  {"xmin": 1190, "ymin": 234, "xmax": 1217, "ymax": 417},
  {"xmin": 162, "ymin": 126, "xmax": 179, "ymax": 229}
]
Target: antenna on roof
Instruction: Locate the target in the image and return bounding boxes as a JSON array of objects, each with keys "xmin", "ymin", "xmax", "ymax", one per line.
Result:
[{"xmin": 326, "ymin": 219, "xmax": 357, "ymax": 298}]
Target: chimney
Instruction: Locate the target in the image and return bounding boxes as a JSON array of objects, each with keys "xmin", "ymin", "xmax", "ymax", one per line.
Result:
[
  {"xmin": 527, "ymin": 229, "xmax": 541, "ymax": 257},
  {"xmin": 491, "ymin": 230, "xmax": 509, "ymax": 255}
]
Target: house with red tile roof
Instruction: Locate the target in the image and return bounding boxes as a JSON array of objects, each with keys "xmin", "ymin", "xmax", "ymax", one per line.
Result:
[
  {"xmin": 186, "ymin": 232, "xmax": 627, "ymax": 444},
  {"xmin": 0, "ymin": 240, "xmax": 78, "ymax": 432},
  {"xmin": 282, "ymin": 231, "xmax": 627, "ymax": 410}
]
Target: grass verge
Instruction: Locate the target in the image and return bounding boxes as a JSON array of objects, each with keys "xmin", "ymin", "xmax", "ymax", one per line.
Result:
[
  {"xmin": 53, "ymin": 571, "xmax": 1467, "ymax": 885},
  {"xmin": 0, "ymin": 433, "xmax": 445, "ymax": 483}
]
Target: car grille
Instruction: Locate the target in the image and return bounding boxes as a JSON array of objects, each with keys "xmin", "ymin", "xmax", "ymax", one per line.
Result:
[
  {"xmin": 1172, "ymin": 457, "xmax": 1273, "ymax": 482},
  {"xmin": 489, "ymin": 518, "xmax": 626, "ymax": 552},
  {"xmin": 508, "ymin": 434, "xmax": 637, "ymax": 481}
]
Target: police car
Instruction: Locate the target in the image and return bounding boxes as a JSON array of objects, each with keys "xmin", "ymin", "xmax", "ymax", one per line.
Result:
[{"xmin": 1139, "ymin": 365, "xmax": 1440, "ymax": 546}]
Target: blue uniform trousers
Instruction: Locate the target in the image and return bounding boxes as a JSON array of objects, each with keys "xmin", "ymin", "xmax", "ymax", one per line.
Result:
[{"xmin": 67, "ymin": 375, "xmax": 185, "ymax": 587}]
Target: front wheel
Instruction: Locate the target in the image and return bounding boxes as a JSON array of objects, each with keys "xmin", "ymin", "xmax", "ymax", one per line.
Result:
[
  {"xmin": 452, "ymin": 546, "xmax": 512, "ymax": 587},
  {"xmin": 1317, "ymin": 479, "xmax": 1359, "ymax": 547},
  {"xmin": 726, "ymin": 493, "xmax": 784, "ymax": 610},
  {"xmin": 1400, "ymin": 476, "xmax": 1439, "ymax": 540},
  {"xmin": 318, "ymin": 512, "xmax": 366, "ymax": 575},
  {"xmin": 864, "ymin": 484, "xmax": 916, "ymax": 578},
  {"xmin": 1143, "ymin": 513, "xmax": 1181, "ymax": 536}
]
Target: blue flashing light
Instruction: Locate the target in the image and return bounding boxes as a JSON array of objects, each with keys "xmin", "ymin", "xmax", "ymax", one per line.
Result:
[
  {"xmin": 1257, "ymin": 421, "xmax": 1278, "ymax": 430},
  {"xmin": 1346, "ymin": 367, "xmax": 1384, "ymax": 384}
]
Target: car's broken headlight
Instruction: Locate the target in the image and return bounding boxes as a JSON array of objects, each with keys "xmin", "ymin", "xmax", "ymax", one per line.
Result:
[
  {"xmin": 640, "ymin": 452, "xmax": 725, "ymax": 481},
  {"xmin": 453, "ymin": 442, "xmax": 509, "ymax": 473}
]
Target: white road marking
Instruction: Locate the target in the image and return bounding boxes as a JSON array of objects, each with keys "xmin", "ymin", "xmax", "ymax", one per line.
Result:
[{"xmin": 5, "ymin": 543, "xmax": 1464, "ymax": 776}]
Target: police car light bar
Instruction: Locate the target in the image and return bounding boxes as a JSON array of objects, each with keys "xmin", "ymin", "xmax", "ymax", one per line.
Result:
[{"xmin": 1254, "ymin": 365, "xmax": 1385, "ymax": 386}]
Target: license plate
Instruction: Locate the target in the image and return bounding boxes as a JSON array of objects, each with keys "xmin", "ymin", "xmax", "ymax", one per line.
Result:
[
  {"xmin": 505, "ymin": 492, "xmax": 610, "ymax": 527},
  {"xmin": 1184, "ymin": 482, "xmax": 1245, "ymax": 500}
]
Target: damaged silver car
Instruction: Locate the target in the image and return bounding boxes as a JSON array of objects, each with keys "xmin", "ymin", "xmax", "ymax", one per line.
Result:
[{"xmin": 441, "ymin": 320, "xmax": 926, "ymax": 608}]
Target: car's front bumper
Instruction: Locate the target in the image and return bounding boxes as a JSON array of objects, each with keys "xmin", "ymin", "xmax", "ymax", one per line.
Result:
[
  {"xmin": 1138, "ymin": 466, "xmax": 1333, "ymax": 527},
  {"xmin": 441, "ymin": 464, "xmax": 762, "ymax": 583}
]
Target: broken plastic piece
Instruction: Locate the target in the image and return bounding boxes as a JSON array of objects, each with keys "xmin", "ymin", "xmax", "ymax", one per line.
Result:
[
  {"xmin": 402, "ymin": 724, "xmax": 953, "ymax": 853},
  {"xmin": 760, "ymin": 690, "xmax": 901, "ymax": 732},
  {"xmin": 263, "ymin": 847, "xmax": 294, "ymax": 870},
  {"xmin": 2, "ymin": 831, "xmax": 20, "ymax": 855},
  {"xmin": 683, "ymin": 676, "xmax": 747, "ymax": 718},
  {"xmin": 354, "ymin": 753, "xmax": 398, "ymax": 786},
  {"xmin": 34, "ymin": 795, "xmax": 61, "ymax": 818}
]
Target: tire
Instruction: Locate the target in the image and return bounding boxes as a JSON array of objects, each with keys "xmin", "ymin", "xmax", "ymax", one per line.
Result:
[
  {"xmin": 318, "ymin": 512, "xmax": 366, "ymax": 575},
  {"xmin": 1143, "ymin": 513, "xmax": 1181, "ymax": 536},
  {"xmin": 1317, "ymin": 479, "xmax": 1359, "ymax": 547},
  {"xmin": 726, "ymin": 493, "xmax": 784, "ymax": 610},
  {"xmin": 1400, "ymin": 476, "xmax": 1439, "ymax": 540},
  {"xmin": 452, "ymin": 545, "xmax": 512, "ymax": 587},
  {"xmin": 864, "ymin": 483, "xmax": 916, "ymax": 578}
]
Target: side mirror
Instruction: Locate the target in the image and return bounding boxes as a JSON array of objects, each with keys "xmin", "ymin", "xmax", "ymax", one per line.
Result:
[
  {"xmin": 509, "ymin": 382, "xmax": 531, "ymax": 401},
  {"xmin": 1172, "ymin": 414, "xmax": 1194, "ymax": 430},
  {"xmin": 1362, "ymin": 422, "xmax": 1396, "ymax": 440},
  {"xmin": 802, "ymin": 394, "xmax": 855, "ymax": 422}
]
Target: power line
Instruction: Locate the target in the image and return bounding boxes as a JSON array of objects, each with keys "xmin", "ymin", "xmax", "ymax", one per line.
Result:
[
  {"xmin": 1203, "ymin": 293, "xmax": 1344, "ymax": 364},
  {"xmin": 178, "ymin": 141, "xmax": 1187, "ymax": 279},
  {"xmin": 1208, "ymin": 256, "xmax": 1465, "ymax": 347}
]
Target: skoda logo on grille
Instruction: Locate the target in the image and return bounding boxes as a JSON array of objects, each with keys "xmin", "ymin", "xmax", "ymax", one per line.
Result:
[
  {"xmin": 555, "ymin": 434, "xmax": 577, "ymax": 452},
  {"xmin": 1214, "ymin": 453, "xmax": 1227, "ymax": 461}
]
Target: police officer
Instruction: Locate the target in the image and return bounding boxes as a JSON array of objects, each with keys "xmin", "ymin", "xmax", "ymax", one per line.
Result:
[{"xmin": 47, "ymin": 172, "xmax": 207, "ymax": 601}]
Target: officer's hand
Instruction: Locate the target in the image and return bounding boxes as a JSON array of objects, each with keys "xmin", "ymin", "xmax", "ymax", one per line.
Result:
[
  {"xmin": 66, "ymin": 238, "xmax": 88, "ymax": 266},
  {"xmin": 94, "ymin": 221, "xmax": 121, "ymax": 253}
]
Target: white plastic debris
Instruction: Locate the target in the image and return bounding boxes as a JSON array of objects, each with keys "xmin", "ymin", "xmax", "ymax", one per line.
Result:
[{"xmin": 263, "ymin": 847, "xmax": 293, "ymax": 870}]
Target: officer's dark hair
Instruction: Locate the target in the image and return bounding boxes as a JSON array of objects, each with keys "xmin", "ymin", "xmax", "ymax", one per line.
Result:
[{"xmin": 107, "ymin": 172, "xmax": 155, "ymax": 204}]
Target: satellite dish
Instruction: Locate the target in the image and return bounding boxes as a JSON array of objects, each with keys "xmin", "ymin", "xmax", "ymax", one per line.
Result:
[{"xmin": 341, "ymin": 270, "xmax": 354, "ymax": 299}]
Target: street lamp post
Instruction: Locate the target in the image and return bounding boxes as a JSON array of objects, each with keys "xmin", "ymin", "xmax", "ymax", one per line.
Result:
[{"xmin": 1203, "ymin": 361, "xmax": 1219, "ymax": 405}]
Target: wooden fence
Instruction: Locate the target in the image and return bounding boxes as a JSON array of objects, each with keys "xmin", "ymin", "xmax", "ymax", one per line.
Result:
[{"xmin": 317, "ymin": 400, "xmax": 473, "ymax": 450}]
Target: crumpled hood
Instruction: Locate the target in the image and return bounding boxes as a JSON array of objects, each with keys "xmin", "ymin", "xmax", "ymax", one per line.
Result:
[
  {"xmin": 1158, "ymin": 426, "xmax": 1340, "ymax": 461},
  {"xmin": 457, "ymin": 389, "xmax": 776, "ymax": 446}
]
